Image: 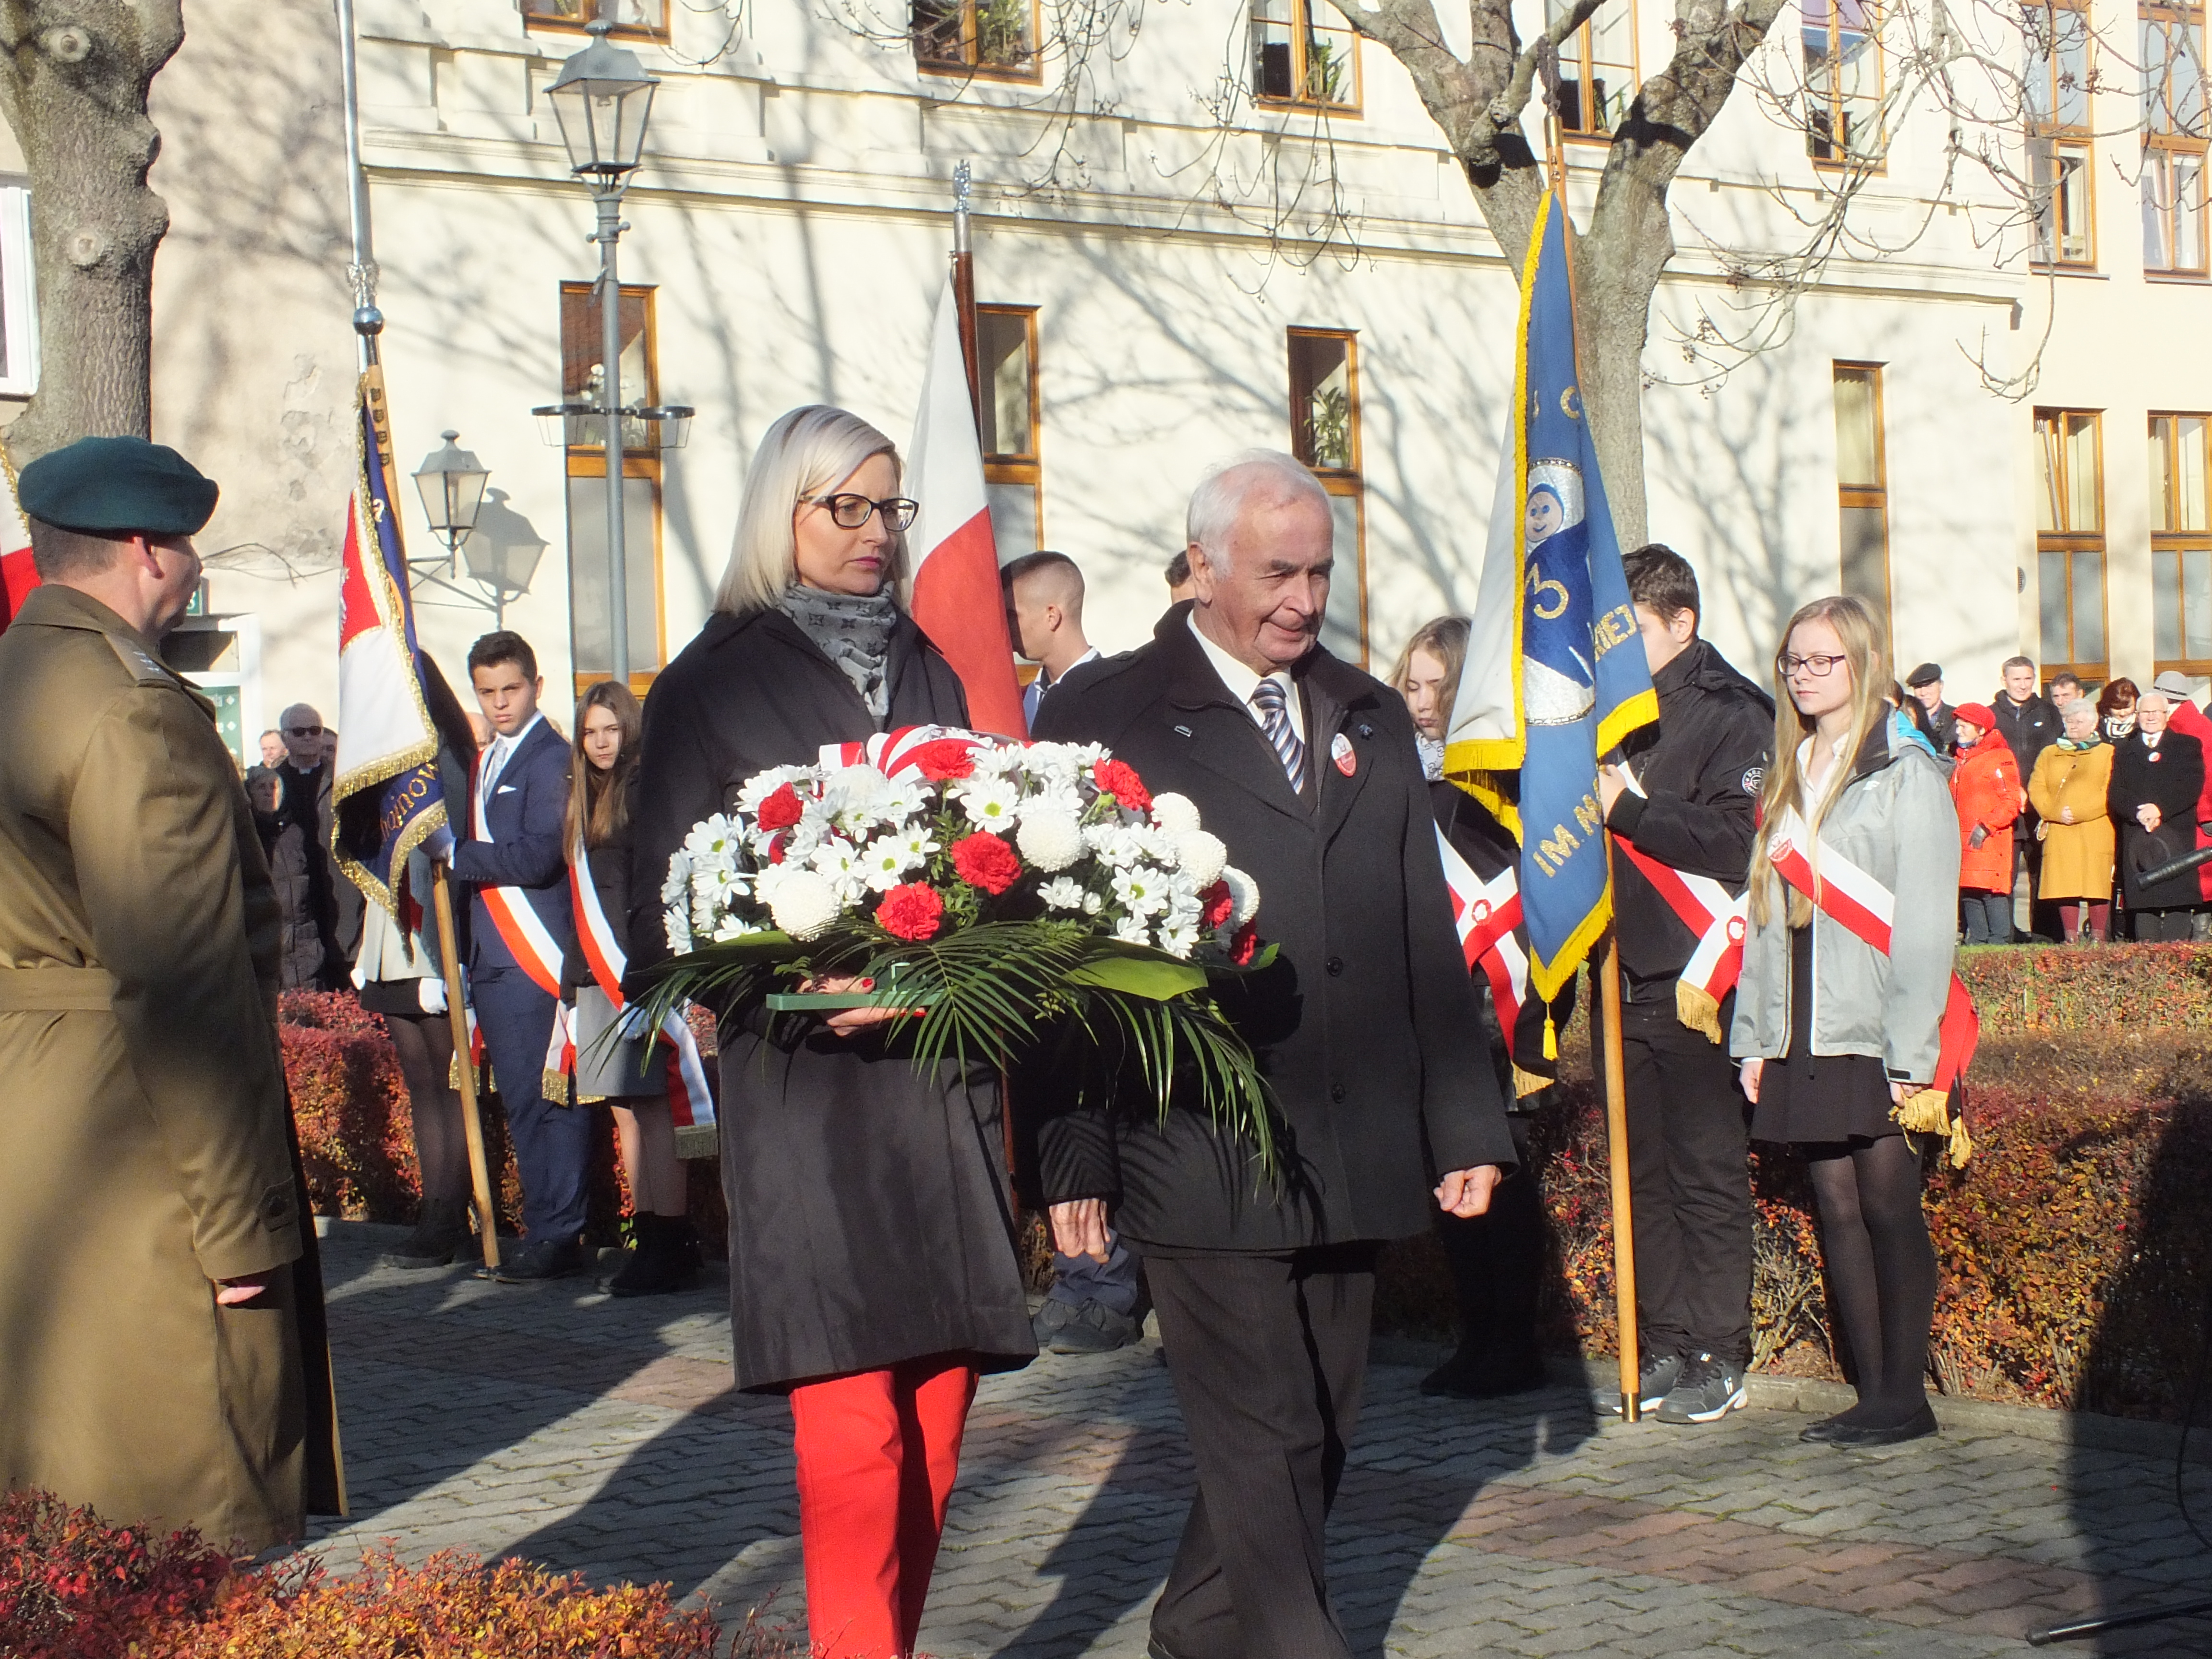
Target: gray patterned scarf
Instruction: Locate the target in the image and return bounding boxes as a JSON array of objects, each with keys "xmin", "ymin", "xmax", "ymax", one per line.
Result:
[{"xmin": 779, "ymin": 584, "xmax": 899, "ymax": 722}]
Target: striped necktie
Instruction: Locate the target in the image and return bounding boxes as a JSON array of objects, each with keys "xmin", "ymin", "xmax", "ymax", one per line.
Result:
[{"xmin": 1251, "ymin": 677, "xmax": 1306, "ymax": 794}]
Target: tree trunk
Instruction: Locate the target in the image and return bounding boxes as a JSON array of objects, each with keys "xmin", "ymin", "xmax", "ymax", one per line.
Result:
[{"xmin": 0, "ymin": 0, "xmax": 183, "ymax": 461}]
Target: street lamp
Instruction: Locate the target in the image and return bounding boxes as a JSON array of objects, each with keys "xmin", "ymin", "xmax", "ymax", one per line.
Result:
[
  {"xmin": 412, "ymin": 430, "xmax": 490, "ymax": 566},
  {"xmin": 544, "ymin": 17, "xmax": 659, "ymax": 685}
]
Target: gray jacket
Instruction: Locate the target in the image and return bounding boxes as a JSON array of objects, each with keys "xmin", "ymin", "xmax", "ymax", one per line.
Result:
[{"xmin": 1729, "ymin": 715, "xmax": 1960, "ymax": 1085}]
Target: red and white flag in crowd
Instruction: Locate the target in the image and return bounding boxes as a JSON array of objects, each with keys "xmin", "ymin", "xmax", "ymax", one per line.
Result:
[
  {"xmin": 906, "ymin": 274, "xmax": 1026, "ymax": 739},
  {"xmin": 0, "ymin": 446, "xmax": 38, "ymax": 632}
]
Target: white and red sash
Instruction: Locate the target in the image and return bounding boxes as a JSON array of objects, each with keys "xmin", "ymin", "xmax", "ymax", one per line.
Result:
[
  {"xmin": 821, "ymin": 724, "xmax": 994, "ymax": 780},
  {"xmin": 1764, "ymin": 806, "xmax": 1980, "ymax": 1121},
  {"xmin": 1614, "ymin": 835, "xmax": 1749, "ymax": 1044},
  {"xmin": 1434, "ymin": 825, "xmax": 1534, "ymax": 1059},
  {"xmin": 473, "ymin": 749, "xmax": 566, "ymax": 998},
  {"xmin": 559, "ymin": 833, "xmax": 716, "ymax": 1128}
]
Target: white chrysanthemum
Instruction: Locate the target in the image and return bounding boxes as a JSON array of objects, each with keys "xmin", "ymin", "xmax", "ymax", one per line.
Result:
[
  {"xmin": 1113, "ymin": 913, "xmax": 1151, "ymax": 944},
  {"xmin": 955, "ymin": 777, "xmax": 1022, "ymax": 830},
  {"xmin": 825, "ymin": 765, "xmax": 894, "ymax": 835},
  {"xmin": 763, "ymin": 867, "xmax": 840, "ymax": 939},
  {"xmin": 1221, "ymin": 866, "xmax": 1260, "ymax": 927},
  {"xmin": 1113, "ymin": 866, "xmax": 1171, "ymax": 917},
  {"xmin": 1150, "ymin": 792, "xmax": 1203, "ymax": 836},
  {"xmin": 1165, "ymin": 886, "xmax": 1205, "ymax": 929},
  {"xmin": 1081, "ymin": 889, "xmax": 1105, "ymax": 915},
  {"xmin": 1037, "ymin": 875, "xmax": 1089, "ymax": 911},
  {"xmin": 662, "ymin": 848, "xmax": 694, "ymax": 906},
  {"xmin": 664, "ymin": 905, "xmax": 695, "ymax": 953},
  {"xmin": 712, "ymin": 915, "xmax": 769, "ymax": 942},
  {"xmin": 965, "ymin": 742, "xmax": 1022, "ymax": 777},
  {"xmin": 1021, "ymin": 741, "xmax": 1095, "ymax": 787},
  {"xmin": 861, "ymin": 836, "xmax": 918, "ymax": 893},
  {"xmin": 735, "ymin": 766, "xmax": 815, "ymax": 815},
  {"xmin": 1017, "ymin": 808, "xmax": 1085, "ymax": 872},
  {"xmin": 1157, "ymin": 922, "xmax": 1201, "ymax": 959},
  {"xmin": 891, "ymin": 825, "xmax": 939, "ymax": 865},
  {"xmin": 808, "ymin": 836, "xmax": 868, "ymax": 904},
  {"xmin": 875, "ymin": 775, "xmax": 929, "ymax": 824},
  {"xmin": 682, "ymin": 815, "xmax": 743, "ymax": 871},
  {"xmin": 1174, "ymin": 830, "xmax": 1227, "ymax": 889},
  {"xmin": 1084, "ymin": 822, "xmax": 1142, "ymax": 868}
]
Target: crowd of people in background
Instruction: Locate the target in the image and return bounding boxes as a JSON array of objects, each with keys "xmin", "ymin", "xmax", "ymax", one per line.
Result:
[{"xmin": 1903, "ymin": 658, "xmax": 2212, "ymax": 945}]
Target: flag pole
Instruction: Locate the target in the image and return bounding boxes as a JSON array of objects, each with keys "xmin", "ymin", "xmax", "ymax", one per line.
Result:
[
  {"xmin": 951, "ymin": 159, "xmax": 984, "ymax": 427},
  {"xmin": 432, "ymin": 864, "xmax": 503, "ymax": 1271},
  {"xmin": 1540, "ymin": 89, "xmax": 1642, "ymax": 1421}
]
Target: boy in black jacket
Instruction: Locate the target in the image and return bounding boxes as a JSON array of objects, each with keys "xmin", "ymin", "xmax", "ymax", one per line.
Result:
[{"xmin": 1597, "ymin": 546, "xmax": 1773, "ymax": 1425}]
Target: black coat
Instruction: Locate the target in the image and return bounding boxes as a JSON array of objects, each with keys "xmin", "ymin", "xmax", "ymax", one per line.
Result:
[
  {"xmin": 2107, "ymin": 728, "xmax": 2207, "ymax": 911},
  {"xmin": 1992, "ymin": 692, "xmax": 2061, "ymax": 800},
  {"xmin": 1028, "ymin": 605, "xmax": 1515, "ymax": 1252},
  {"xmin": 625, "ymin": 605, "xmax": 1034, "ymax": 1392},
  {"xmin": 1604, "ymin": 638, "xmax": 1772, "ymax": 994}
]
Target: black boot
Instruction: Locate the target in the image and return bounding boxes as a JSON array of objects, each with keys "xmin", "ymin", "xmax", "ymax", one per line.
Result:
[
  {"xmin": 383, "ymin": 1196, "xmax": 471, "ymax": 1270},
  {"xmin": 608, "ymin": 1213, "xmax": 700, "ymax": 1297}
]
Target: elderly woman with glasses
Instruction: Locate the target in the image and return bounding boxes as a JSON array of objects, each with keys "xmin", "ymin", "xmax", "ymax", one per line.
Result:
[{"xmin": 625, "ymin": 406, "xmax": 1035, "ymax": 1659}]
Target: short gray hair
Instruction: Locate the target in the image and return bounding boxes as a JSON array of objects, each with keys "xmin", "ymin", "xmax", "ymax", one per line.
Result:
[
  {"xmin": 714, "ymin": 405, "xmax": 907, "ymax": 617},
  {"xmin": 1185, "ymin": 449, "xmax": 1331, "ymax": 568}
]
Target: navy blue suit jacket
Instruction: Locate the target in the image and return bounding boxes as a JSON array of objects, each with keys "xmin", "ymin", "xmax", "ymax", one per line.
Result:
[{"xmin": 452, "ymin": 717, "xmax": 575, "ymax": 975}]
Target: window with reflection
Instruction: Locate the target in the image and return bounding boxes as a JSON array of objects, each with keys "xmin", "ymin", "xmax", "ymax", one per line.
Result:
[
  {"xmin": 560, "ymin": 281, "xmax": 664, "ymax": 689},
  {"xmin": 2153, "ymin": 413, "xmax": 2212, "ymax": 673},
  {"xmin": 523, "ymin": 0, "xmax": 666, "ymax": 38},
  {"xmin": 1804, "ymin": 0, "xmax": 1883, "ymax": 163},
  {"xmin": 2035, "ymin": 409, "xmax": 2107, "ymax": 678},
  {"xmin": 1250, "ymin": 0, "xmax": 1360, "ymax": 111},
  {"xmin": 2026, "ymin": 0, "xmax": 2095, "ymax": 265},
  {"xmin": 1288, "ymin": 329, "xmax": 1366, "ymax": 665},
  {"xmin": 1831, "ymin": 364, "xmax": 1891, "ymax": 637},
  {"xmin": 1551, "ymin": 0, "xmax": 1636, "ymax": 137},
  {"xmin": 978, "ymin": 305, "xmax": 1042, "ymax": 557},
  {"xmin": 913, "ymin": 0, "xmax": 1039, "ymax": 78},
  {"xmin": 2142, "ymin": 0, "xmax": 2209, "ymax": 272}
]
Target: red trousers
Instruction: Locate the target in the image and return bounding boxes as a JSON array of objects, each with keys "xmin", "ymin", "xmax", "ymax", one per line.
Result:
[{"xmin": 789, "ymin": 1355, "xmax": 978, "ymax": 1659}]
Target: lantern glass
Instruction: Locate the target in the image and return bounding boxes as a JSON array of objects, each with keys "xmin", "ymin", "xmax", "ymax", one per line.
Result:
[
  {"xmin": 413, "ymin": 431, "xmax": 490, "ymax": 548},
  {"xmin": 545, "ymin": 29, "xmax": 659, "ymax": 176}
]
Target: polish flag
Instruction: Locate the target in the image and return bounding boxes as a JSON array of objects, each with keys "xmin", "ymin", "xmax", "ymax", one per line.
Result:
[
  {"xmin": 0, "ymin": 448, "xmax": 37, "ymax": 632},
  {"xmin": 906, "ymin": 274, "xmax": 1026, "ymax": 739}
]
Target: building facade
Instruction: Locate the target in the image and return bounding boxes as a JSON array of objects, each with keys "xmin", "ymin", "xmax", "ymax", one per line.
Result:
[{"xmin": 1, "ymin": 0, "xmax": 2203, "ymax": 749}]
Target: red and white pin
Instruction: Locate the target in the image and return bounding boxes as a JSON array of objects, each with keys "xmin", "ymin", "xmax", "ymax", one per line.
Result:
[{"xmin": 1331, "ymin": 732, "xmax": 1357, "ymax": 777}]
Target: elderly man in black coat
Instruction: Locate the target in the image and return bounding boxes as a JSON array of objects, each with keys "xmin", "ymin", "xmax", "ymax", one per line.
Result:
[{"xmin": 1030, "ymin": 449, "xmax": 1515, "ymax": 1659}]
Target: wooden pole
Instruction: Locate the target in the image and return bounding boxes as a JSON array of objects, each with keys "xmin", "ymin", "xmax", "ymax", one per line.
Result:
[
  {"xmin": 1599, "ymin": 840, "xmax": 1641, "ymax": 1420},
  {"xmin": 431, "ymin": 862, "xmax": 501, "ymax": 1271}
]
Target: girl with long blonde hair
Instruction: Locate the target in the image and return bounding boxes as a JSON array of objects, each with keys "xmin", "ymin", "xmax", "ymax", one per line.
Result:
[{"xmin": 1731, "ymin": 595, "xmax": 1960, "ymax": 1447}]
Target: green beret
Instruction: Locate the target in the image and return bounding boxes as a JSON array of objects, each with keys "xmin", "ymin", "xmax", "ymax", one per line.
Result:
[{"xmin": 18, "ymin": 435, "xmax": 219, "ymax": 537}]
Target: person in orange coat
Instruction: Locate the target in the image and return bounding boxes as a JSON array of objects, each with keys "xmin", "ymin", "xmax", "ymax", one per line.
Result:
[{"xmin": 1951, "ymin": 701, "xmax": 2023, "ymax": 944}]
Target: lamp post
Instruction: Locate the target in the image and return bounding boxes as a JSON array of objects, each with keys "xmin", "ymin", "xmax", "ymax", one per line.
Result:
[
  {"xmin": 413, "ymin": 430, "xmax": 491, "ymax": 569},
  {"xmin": 544, "ymin": 17, "xmax": 658, "ymax": 685}
]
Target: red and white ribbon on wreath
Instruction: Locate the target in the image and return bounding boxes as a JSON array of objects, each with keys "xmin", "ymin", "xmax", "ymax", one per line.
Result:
[
  {"xmin": 821, "ymin": 724, "xmax": 995, "ymax": 781},
  {"xmin": 1613, "ymin": 835, "xmax": 1749, "ymax": 1045},
  {"xmin": 1763, "ymin": 805, "xmax": 1978, "ymax": 1163},
  {"xmin": 472, "ymin": 757, "xmax": 566, "ymax": 997},
  {"xmin": 1434, "ymin": 825, "xmax": 1532, "ymax": 1058},
  {"xmin": 551, "ymin": 834, "xmax": 716, "ymax": 1127}
]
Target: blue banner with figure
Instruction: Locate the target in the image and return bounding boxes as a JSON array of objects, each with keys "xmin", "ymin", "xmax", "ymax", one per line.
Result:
[{"xmin": 1443, "ymin": 190, "xmax": 1656, "ymax": 1003}]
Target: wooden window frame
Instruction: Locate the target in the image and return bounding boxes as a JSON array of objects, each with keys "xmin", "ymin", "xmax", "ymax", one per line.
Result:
[
  {"xmin": 2142, "ymin": 0, "xmax": 2210, "ymax": 275},
  {"xmin": 521, "ymin": 0, "xmax": 670, "ymax": 44},
  {"xmin": 1250, "ymin": 0, "xmax": 1362, "ymax": 115},
  {"xmin": 561, "ymin": 279, "xmax": 666, "ymax": 698},
  {"xmin": 1831, "ymin": 362, "xmax": 1893, "ymax": 640},
  {"xmin": 2026, "ymin": 0, "xmax": 2097, "ymax": 268},
  {"xmin": 1287, "ymin": 327, "xmax": 1368, "ymax": 666},
  {"xmin": 912, "ymin": 0, "xmax": 1044, "ymax": 83},
  {"xmin": 978, "ymin": 303, "xmax": 1043, "ymax": 553},
  {"xmin": 2034, "ymin": 408, "xmax": 2110, "ymax": 681},
  {"xmin": 1803, "ymin": 0, "xmax": 1886, "ymax": 168},
  {"xmin": 2152, "ymin": 411, "xmax": 2212, "ymax": 674},
  {"xmin": 1552, "ymin": 0, "xmax": 1637, "ymax": 141}
]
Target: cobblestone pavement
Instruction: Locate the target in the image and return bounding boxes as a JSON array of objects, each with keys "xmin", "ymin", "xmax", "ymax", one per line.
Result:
[{"xmin": 307, "ymin": 1224, "xmax": 2212, "ymax": 1657}]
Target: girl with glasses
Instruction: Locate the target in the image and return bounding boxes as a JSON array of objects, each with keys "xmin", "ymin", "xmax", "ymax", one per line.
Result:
[
  {"xmin": 1733, "ymin": 595, "xmax": 1959, "ymax": 1447},
  {"xmin": 625, "ymin": 406, "xmax": 1034, "ymax": 1659}
]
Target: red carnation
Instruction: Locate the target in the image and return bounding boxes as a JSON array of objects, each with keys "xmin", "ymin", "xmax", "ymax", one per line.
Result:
[
  {"xmin": 767, "ymin": 836, "xmax": 787, "ymax": 865},
  {"xmin": 915, "ymin": 742, "xmax": 977, "ymax": 781},
  {"xmin": 1230, "ymin": 922, "xmax": 1258, "ymax": 965},
  {"xmin": 1201, "ymin": 880, "xmax": 1235, "ymax": 931},
  {"xmin": 952, "ymin": 831, "xmax": 1023, "ymax": 895},
  {"xmin": 876, "ymin": 882, "xmax": 944, "ymax": 941},
  {"xmin": 1094, "ymin": 757, "xmax": 1152, "ymax": 814},
  {"xmin": 757, "ymin": 783, "xmax": 804, "ymax": 831}
]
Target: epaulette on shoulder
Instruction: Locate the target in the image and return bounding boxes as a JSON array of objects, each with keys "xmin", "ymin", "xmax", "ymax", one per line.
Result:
[{"xmin": 105, "ymin": 633, "xmax": 179, "ymax": 687}]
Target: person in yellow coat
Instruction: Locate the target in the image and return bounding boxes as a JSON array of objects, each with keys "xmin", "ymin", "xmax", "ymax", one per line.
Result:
[
  {"xmin": 2028, "ymin": 696, "xmax": 2118, "ymax": 943},
  {"xmin": 0, "ymin": 437, "xmax": 340, "ymax": 1551}
]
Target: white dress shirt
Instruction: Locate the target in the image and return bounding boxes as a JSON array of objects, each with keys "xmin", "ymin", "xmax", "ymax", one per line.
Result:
[
  {"xmin": 478, "ymin": 710, "xmax": 544, "ymax": 822},
  {"xmin": 1187, "ymin": 613, "xmax": 1305, "ymax": 739}
]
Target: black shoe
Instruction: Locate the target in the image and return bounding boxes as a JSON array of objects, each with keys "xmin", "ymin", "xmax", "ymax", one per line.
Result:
[
  {"xmin": 491, "ymin": 1237, "xmax": 585, "ymax": 1283},
  {"xmin": 1048, "ymin": 1300, "xmax": 1143, "ymax": 1355},
  {"xmin": 1421, "ymin": 1347, "xmax": 1549, "ymax": 1399},
  {"xmin": 608, "ymin": 1214, "xmax": 701, "ymax": 1298},
  {"xmin": 1598, "ymin": 1351, "xmax": 1683, "ymax": 1415},
  {"xmin": 382, "ymin": 1197, "xmax": 472, "ymax": 1269},
  {"xmin": 1656, "ymin": 1351, "xmax": 1749, "ymax": 1424},
  {"xmin": 1825, "ymin": 1402, "xmax": 1939, "ymax": 1447}
]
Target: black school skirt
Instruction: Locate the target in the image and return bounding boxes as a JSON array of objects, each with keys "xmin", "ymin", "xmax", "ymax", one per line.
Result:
[{"xmin": 1749, "ymin": 925, "xmax": 1899, "ymax": 1145}]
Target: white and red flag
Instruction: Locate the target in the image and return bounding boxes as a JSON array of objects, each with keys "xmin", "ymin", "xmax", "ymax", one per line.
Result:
[
  {"xmin": 906, "ymin": 275, "xmax": 1026, "ymax": 739},
  {"xmin": 0, "ymin": 446, "xmax": 38, "ymax": 632}
]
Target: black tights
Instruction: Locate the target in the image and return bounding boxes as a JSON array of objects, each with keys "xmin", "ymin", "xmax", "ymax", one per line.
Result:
[
  {"xmin": 383, "ymin": 1009, "xmax": 470, "ymax": 1202},
  {"xmin": 1805, "ymin": 1134, "xmax": 1937, "ymax": 1426}
]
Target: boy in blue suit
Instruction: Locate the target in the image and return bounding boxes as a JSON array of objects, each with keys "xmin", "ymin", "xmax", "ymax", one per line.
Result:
[{"xmin": 453, "ymin": 631, "xmax": 583, "ymax": 1280}]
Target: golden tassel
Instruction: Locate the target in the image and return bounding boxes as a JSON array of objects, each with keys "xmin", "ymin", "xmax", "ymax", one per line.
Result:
[
  {"xmin": 542, "ymin": 1069, "xmax": 570, "ymax": 1106},
  {"xmin": 1675, "ymin": 979, "xmax": 1725, "ymax": 1046},
  {"xmin": 1894, "ymin": 1086, "xmax": 1951, "ymax": 1136},
  {"xmin": 1542, "ymin": 1014, "xmax": 1558, "ymax": 1062}
]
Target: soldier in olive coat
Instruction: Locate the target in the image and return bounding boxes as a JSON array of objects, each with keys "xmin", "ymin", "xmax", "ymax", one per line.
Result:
[{"xmin": 0, "ymin": 437, "xmax": 339, "ymax": 1551}]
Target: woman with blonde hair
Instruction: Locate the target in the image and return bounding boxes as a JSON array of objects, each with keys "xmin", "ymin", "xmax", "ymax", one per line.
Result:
[
  {"xmin": 1731, "ymin": 595, "xmax": 1959, "ymax": 1448},
  {"xmin": 1388, "ymin": 615, "xmax": 1468, "ymax": 781},
  {"xmin": 625, "ymin": 406, "xmax": 1034, "ymax": 1659}
]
